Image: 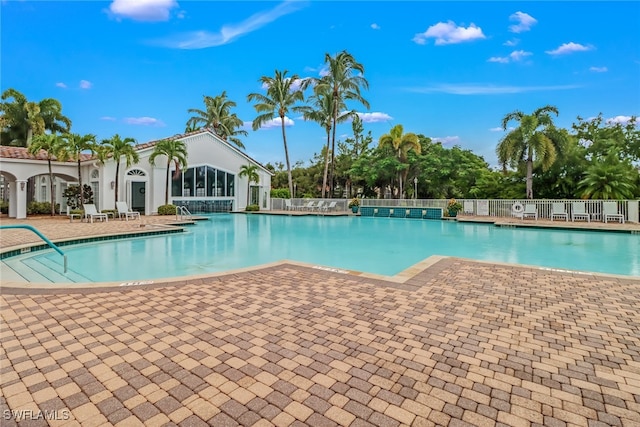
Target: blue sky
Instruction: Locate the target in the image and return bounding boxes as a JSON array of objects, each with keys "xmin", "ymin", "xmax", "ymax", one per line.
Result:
[{"xmin": 2, "ymin": 1, "xmax": 639, "ymax": 167}]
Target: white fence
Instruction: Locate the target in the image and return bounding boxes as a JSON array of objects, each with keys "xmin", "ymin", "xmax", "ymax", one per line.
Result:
[{"xmin": 271, "ymin": 198, "xmax": 639, "ymax": 222}]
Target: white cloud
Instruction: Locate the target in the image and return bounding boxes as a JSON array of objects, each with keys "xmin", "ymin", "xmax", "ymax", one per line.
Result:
[
  {"xmin": 489, "ymin": 126, "xmax": 514, "ymax": 132},
  {"xmin": 79, "ymin": 80, "xmax": 92, "ymax": 89},
  {"xmin": 55, "ymin": 82, "xmax": 67, "ymax": 88},
  {"xmin": 408, "ymin": 83, "xmax": 581, "ymax": 95},
  {"xmin": 371, "ymin": 23, "xmax": 380, "ymax": 30},
  {"xmin": 108, "ymin": 0, "xmax": 178, "ymax": 22},
  {"xmin": 488, "ymin": 50, "xmax": 532, "ymax": 64},
  {"xmin": 156, "ymin": 1, "xmax": 307, "ymax": 49},
  {"xmin": 431, "ymin": 136, "xmax": 460, "ymax": 145},
  {"xmin": 503, "ymin": 39, "xmax": 519, "ymax": 47},
  {"xmin": 606, "ymin": 115, "xmax": 633, "ymax": 125},
  {"xmin": 257, "ymin": 116, "xmax": 295, "ymax": 129},
  {"xmin": 508, "ymin": 11, "xmax": 537, "ymax": 33},
  {"xmin": 355, "ymin": 112, "xmax": 393, "ymax": 123},
  {"xmin": 546, "ymin": 42, "xmax": 593, "ymax": 55},
  {"xmin": 123, "ymin": 117, "xmax": 166, "ymax": 126},
  {"xmin": 100, "ymin": 116, "xmax": 117, "ymax": 121},
  {"xmin": 413, "ymin": 21, "xmax": 485, "ymax": 45},
  {"xmin": 589, "ymin": 66, "xmax": 608, "ymax": 73}
]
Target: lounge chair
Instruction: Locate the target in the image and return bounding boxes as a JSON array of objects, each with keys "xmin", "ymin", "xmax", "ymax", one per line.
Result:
[
  {"xmin": 463, "ymin": 201, "xmax": 474, "ymax": 215},
  {"xmin": 322, "ymin": 201, "xmax": 337, "ymax": 212},
  {"xmin": 302, "ymin": 201, "xmax": 316, "ymax": 211},
  {"xmin": 603, "ymin": 201, "xmax": 624, "ymax": 224},
  {"xmin": 550, "ymin": 203, "xmax": 568, "ymax": 221},
  {"xmin": 284, "ymin": 199, "xmax": 293, "ymax": 211},
  {"xmin": 571, "ymin": 202, "xmax": 590, "ymax": 222},
  {"xmin": 116, "ymin": 201, "xmax": 140, "ymax": 221},
  {"xmin": 522, "ymin": 204, "xmax": 538, "ymax": 220},
  {"xmin": 313, "ymin": 201, "xmax": 325, "ymax": 212},
  {"xmin": 83, "ymin": 204, "xmax": 109, "ymax": 223}
]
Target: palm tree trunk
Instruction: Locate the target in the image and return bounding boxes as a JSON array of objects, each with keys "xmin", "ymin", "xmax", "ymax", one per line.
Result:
[
  {"xmin": 26, "ymin": 127, "xmax": 33, "ymax": 147},
  {"xmin": 48, "ymin": 159, "xmax": 55, "ymax": 216},
  {"xmin": 281, "ymin": 116, "xmax": 294, "ymax": 198},
  {"xmin": 526, "ymin": 158, "xmax": 534, "ymax": 199},
  {"xmin": 165, "ymin": 163, "xmax": 170, "ymax": 205},
  {"xmin": 328, "ymin": 96, "xmax": 339, "ymax": 197},
  {"xmin": 246, "ymin": 181, "xmax": 251, "ymax": 207},
  {"xmin": 321, "ymin": 128, "xmax": 331, "ymax": 198}
]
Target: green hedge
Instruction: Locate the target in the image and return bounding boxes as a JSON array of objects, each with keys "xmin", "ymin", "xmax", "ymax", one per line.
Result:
[
  {"xmin": 157, "ymin": 204, "xmax": 177, "ymax": 215},
  {"xmin": 270, "ymin": 188, "xmax": 291, "ymax": 199},
  {"xmin": 27, "ymin": 201, "xmax": 60, "ymax": 215},
  {"xmin": 245, "ymin": 204, "xmax": 260, "ymax": 212}
]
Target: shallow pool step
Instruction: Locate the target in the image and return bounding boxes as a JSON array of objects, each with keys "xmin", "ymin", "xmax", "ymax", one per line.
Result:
[
  {"xmin": 2, "ymin": 255, "xmax": 89, "ymax": 283},
  {"xmin": 30, "ymin": 256, "xmax": 92, "ymax": 283},
  {"xmin": 2, "ymin": 257, "xmax": 53, "ymax": 283}
]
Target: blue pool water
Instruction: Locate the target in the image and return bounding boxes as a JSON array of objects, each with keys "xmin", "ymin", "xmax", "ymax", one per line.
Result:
[{"xmin": 20, "ymin": 214, "xmax": 640, "ymax": 281}]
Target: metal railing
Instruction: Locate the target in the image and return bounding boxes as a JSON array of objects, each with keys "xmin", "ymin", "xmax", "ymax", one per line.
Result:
[
  {"xmin": 0, "ymin": 225, "xmax": 67, "ymax": 273},
  {"xmin": 270, "ymin": 198, "xmax": 639, "ymax": 222},
  {"xmin": 176, "ymin": 205, "xmax": 193, "ymax": 220}
]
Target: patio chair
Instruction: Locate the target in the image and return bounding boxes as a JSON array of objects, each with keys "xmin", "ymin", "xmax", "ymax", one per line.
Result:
[
  {"xmin": 116, "ymin": 201, "xmax": 140, "ymax": 221},
  {"xmin": 550, "ymin": 203, "xmax": 568, "ymax": 222},
  {"xmin": 603, "ymin": 201, "xmax": 625, "ymax": 224},
  {"xmin": 522, "ymin": 204, "xmax": 538, "ymax": 220},
  {"xmin": 83, "ymin": 204, "xmax": 109, "ymax": 223},
  {"xmin": 463, "ymin": 200, "xmax": 474, "ymax": 215},
  {"xmin": 571, "ymin": 202, "xmax": 590, "ymax": 222},
  {"xmin": 313, "ymin": 201, "xmax": 325, "ymax": 212},
  {"xmin": 322, "ymin": 201, "xmax": 338, "ymax": 212},
  {"xmin": 284, "ymin": 199, "xmax": 293, "ymax": 211},
  {"xmin": 302, "ymin": 201, "xmax": 317, "ymax": 211}
]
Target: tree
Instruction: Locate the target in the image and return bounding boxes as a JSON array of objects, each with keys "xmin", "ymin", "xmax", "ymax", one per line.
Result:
[
  {"xmin": 299, "ymin": 87, "xmax": 352, "ymax": 197},
  {"xmin": 1, "ymin": 89, "xmax": 71, "ymax": 146},
  {"xmin": 63, "ymin": 133, "xmax": 97, "ymax": 207},
  {"xmin": 497, "ymin": 105, "xmax": 565, "ymax": 199},
  {"xmin": 378, "ymin": 124, "xmax": 421, "ymax": 198},
  {"xmin": 247, "ymin": 69, "xmax": 307, "ymax": 199},
  {"xmin": 238, "ymin": 164, "xmax": 260, "ymax": 208},
  {"xmin": 186, "ymin": 92, "xmax": 248, "ymax": 149},
  {"xmin": 98, "ymin": 134, "xmax": 139, "ymax": 205},
  {"xmin": 28, "ymin": 133, "xmax": 67, "ymax": 215},
  {"xmin": 577, "ymin": 151, "xmax": 638, "ymax": 199},
  {"xmin": 149, "ymin": 139, "xmax": 188, "ymax": 205},
  {"xmin": 313, "ymin": 51, "xmax": 369, "ymax": 196}
]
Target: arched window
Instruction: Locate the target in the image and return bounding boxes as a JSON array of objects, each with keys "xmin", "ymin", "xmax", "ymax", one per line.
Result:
[
  {"xmin": 91, "ymin": 169, "xmax": 99, "ymax": 179},
  {"xmin": 127, "ymin": 169, "xmax": 147, "ymax": 177}
]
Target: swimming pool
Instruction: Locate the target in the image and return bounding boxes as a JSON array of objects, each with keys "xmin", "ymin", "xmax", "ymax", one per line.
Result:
[{"xmin": 8, "ymin": 214, "xmax": 640, "ymax": 281}]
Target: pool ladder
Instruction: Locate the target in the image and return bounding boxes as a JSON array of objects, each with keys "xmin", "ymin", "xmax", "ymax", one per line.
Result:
[{"xmin": 176, "ymin": 205, "xmax": 193, "ymax": 221}]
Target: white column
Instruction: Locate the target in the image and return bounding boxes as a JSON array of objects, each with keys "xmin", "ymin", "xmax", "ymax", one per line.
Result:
[
  {"xmin": 15, "ymin": 180, "xmax": 27, "ymax": 219},
  {"xmin": 8, "ymin": 182, "xmax": 17, "ymax": 218}
]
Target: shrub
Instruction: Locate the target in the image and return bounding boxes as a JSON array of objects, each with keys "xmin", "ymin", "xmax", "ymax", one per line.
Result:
[
  {"xmin": 348, "ymin": 198, "xmax": 360, "ymax": 208},
  {"xmin": 102, "ymin": 209, "xmax": 117, "ymax": 217},
  {"xmin": 270, "ymin": 188, "xmax": 291, "ymax": 199},
  {"xmin": 157, "ymin": 204, "xmax": 177, "ymax": 215},
  {"xmin": 0, "ymin": 200, "xmax": 8, "ymax": 214},
  {"xmin": 245, "ymin": 204, "xmax": 260, "ymax": 212},
  {"xmin": 63, "ymin": 184, "xmax": 94, "ymax": 210},
  {"xmin": 70, "ymin": 209, "xmax": 84, "ymax": 216},
  {"xmin": 27, "ymin": 201, "xmax": 60, "ymax": 215}
]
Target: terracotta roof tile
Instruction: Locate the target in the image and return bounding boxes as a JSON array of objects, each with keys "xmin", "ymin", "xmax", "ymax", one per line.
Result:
[{"xmin": 0, "ymin": 146, "xmax": 93, "ymax": 162}]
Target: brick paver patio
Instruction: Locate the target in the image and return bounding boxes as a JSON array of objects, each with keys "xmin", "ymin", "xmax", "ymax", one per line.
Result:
[{"xmin": 2, "ymin": 255, "xmax": 639, "ymax": 426}]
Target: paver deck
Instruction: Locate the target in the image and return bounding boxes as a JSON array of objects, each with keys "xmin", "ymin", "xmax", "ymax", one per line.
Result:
[{"xmin": 1, "ymin": 215, "xmax": 639, "ymax": 426}]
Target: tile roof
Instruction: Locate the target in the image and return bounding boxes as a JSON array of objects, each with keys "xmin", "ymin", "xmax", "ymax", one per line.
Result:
[{"xmin": 0, "ymin": 146, "xmax": 93, "ymax": 162}]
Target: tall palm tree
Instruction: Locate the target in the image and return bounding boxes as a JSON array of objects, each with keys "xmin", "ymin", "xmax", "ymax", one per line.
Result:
[
  {"xmin": 98, "ymin": 134, "xmax": 139, "ymax": 205},
  {"xmin": 247, "ymin": 70, "xmax": 307, "ymax": 198},
  {"xmin": 238, "ymin": 164, "xmax": 260, "ymax": 208},
  {"xmin": 63, "ymin": 133, "xmax": 97, "ymax": 207},
  {"xmin": 186, "ymin": 92, "xmax": 248, "ymax": 149},
  {"xmin": 378, "ymin": 124, "xmax": 421, "ymax": 198},
  {"xmin": 299, "ymin": 88, "xmax": 352, "ymax": 198},
  {"xmin": 149, "ymin": 139, "xmax": 188, "ymax": 205},
  {"xmin": 497, "ymin": 105, "xmax": 564, "ymax": 199},
  {"xmin": 578, "ymin": 151, "xmax": 637, "ymax": 200},
  {"xmin": 1, "ymin": 89, "xmax": 71, "ymax": 146},
  {"xmin": 313, "ymin": 51, "xmax": 369, "ymax": 196},
  {"xmin": 28, "ymin": 133, "xmax": 67, "ymax": 215}
]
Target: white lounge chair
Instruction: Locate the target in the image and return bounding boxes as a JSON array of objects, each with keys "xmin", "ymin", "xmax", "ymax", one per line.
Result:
[
  {"xmin": 83, "ymin": 204, "xmax": 109, "ymax": 223},
  {"xmin": 522, "ymin": 204, "xmax": 538, "ymax": 220},
  {"xmin": 551, "ymin": 203, "xmax": 568, "ymax": 222},
  {"xmin": 116, "ymin": 201, "xmax": 140, "ymax": 221},
  {"xmin": 313, "ymin": 201, "xmax": 325, "ymax": 212},
  {"xmin": 603, "ymin": 201, "xmax": 624, "ymax": 224},
  {"xmin": 302, "ymin": 201, "xmax": 316, "ymax": 211},
  {"xmin": 322, "ymin": 201, "xmax": 337, "ymax": 212},
  {"xmin": 284, "ymin": 199, "xmax": 293, "ymax": 211},
  {"xmin": 463, "ymin": 201, "xmax": 474, "ymax": 215},
  {"xmin": 571, "ymin": 202, "xmax": 590, "ymax": 222}
]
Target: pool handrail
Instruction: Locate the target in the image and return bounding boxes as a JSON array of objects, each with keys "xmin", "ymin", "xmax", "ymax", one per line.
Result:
[{"xmin": 0, "ymin": 224, "xmax": 67, "ymax": 273}]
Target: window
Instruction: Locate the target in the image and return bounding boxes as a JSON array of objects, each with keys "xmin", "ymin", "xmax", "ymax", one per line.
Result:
[
  {"xmin": 196, "ymin": 166, "xmax": 206, "ymax": 197},
  {"xmin": 226, "ymin": 172, "xmax": 235, "ymax": 197},
  {"xmin": 183, "ymin": 168, "xmax": 194, "ymax": 197},
  {"xmin": 206, "ymin": 166, "xmax": 216, "ymax": 197},
  {"xmin": 170, "ymin": 165, "xmax": 236, "ymax": 198}
]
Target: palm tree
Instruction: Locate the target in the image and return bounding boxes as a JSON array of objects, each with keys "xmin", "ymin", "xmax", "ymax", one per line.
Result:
[
  {"xmin": 313, "ymin": 51, "xmax": 369, "ymax": 196},
  {"xmin": 28, "ymin": 133, "xmax": 67, "ymax": 215},
  {"xmin": 578, "ymin": 151, "xmax": 637, "ymax": 199},
  {"xmin": 238, "ymin": 164, "xmax": 260, "ymax": 208},
  {"xmin": 186, "ymin": 92, "xmax": 248, "ymax": 149},
  {"xmin": 299, "ymin": 88, "xmax": 353, "ymax": 198},
  {"xmin": 247, "ymin": 70, "xmax": 307, "ymax": 198},
  {"xmin": 98, "ymin": 134, "xmax": 139, "ymax": 205},
  {"xmin": 497, "ymin": 105, "xmax": 564, "ymax": 199},
  {"xmin": 1, "ymin": 89, "xmax": 71, "ymax": 146},
  {"xmin": 149, "ymin": 139, "xmax": 188, "ymax": 205},
  {"xmin": 378, "ymin": 124, "xmax": 421, "ymax": 198},
  {"xmin": 63, "ymin": 133, "xmax": 97, "ymax": 207}
]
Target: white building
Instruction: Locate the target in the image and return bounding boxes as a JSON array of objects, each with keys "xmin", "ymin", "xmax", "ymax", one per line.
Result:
[{"xmin": 0, "ymin": 129, "xmax": 272, "ymax": 219}]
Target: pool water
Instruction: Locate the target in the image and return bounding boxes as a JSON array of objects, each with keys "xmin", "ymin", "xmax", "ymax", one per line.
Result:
[{"xmin": 25, "ymin": 214, "xmax": 640, "ymax": 281}]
